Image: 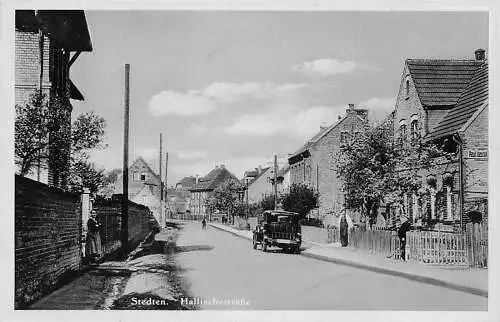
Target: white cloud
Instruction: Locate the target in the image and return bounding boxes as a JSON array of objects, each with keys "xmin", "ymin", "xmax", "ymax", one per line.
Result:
[
  {"xmin": 221, "ymin": 104, "xmax": 343, "ymax": 140},
  {"xmin": 360, "ymin": 97, "xmax": 396, "ymax": 124},
  {"xmin": 201, "ymin": 82, "xmax": 308, "ymax": 103},
  {"xmin": 177, "ymin": 150, "xmax": 208, "ymax": 160},
  {"xmin": 292, "ymin": 58, "xmax": 357, "ymax": 76},
  {"xmin": 223, "ymin": 113, "xmax": 287, "ymax": 136},
  {"xmin": 290, "ymin": 106, "xmax": 343, "ymax": 138},
  {"xmin": 148, "ymin": 90, "xmax": 217, "ymax": 116},
  {"xmin": 187, "ymin": 123, "xmax": 207, "ymax": 133}
]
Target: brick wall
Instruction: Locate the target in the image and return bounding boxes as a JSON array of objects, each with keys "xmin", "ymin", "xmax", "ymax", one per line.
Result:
[
  {"xmin": 15, "ymin": 175, "xmax": 82, "ymax": 309},
  {"xmin": 15, "ymin": 30, "xmax": 51, "ymax": 106},
  {"xmin": 15, "ymin": 175, "xmax": 158, "ymax": 308},
  {"xmin": 93, "ymin": 199, "xmax": 158, "ymax": 252}
]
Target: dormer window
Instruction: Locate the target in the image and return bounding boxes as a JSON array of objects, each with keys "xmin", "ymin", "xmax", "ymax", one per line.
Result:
[
  {"xmin": 140, "ymin": 173, "xmax": 147, "ymax": 181},
  {"xmin": 405, "ymin": 75, "xmax": 410, "ymax": 98}
]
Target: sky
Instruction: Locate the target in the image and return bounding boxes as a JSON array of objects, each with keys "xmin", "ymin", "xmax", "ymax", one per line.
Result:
[{"xmin": 70, "ymin": 11, "xmax": 488, "ymax": 186}]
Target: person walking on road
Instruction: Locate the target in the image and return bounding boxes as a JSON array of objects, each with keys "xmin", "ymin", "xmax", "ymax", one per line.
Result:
[
  {"xmin": 85, "ymin": 210, "xmax": 102, "ymax": 264},
  {"xmin": 202, "ymin": 216, "xmax": 207, "ymax": 230}
]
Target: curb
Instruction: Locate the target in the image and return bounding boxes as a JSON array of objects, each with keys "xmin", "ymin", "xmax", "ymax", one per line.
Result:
[{"xmin": 209, "ymin": 223, "xmax": 488, "ymax": 298}]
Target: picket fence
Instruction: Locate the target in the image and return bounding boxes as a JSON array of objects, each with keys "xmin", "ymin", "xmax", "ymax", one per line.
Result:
[{"xmin": 327, "ymin": 223, "xmax": 487, "ymax": 268}]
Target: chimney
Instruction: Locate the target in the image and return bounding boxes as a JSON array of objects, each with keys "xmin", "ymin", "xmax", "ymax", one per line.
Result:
[
  {"xmin": 348, "ymin": 103, "xmax": 355, "ymax": 109},
  {"xmin": 195, "ymin": 174, "xmax": 199, "ymax": 184},
  {"xmin": 338, "ymin": 115, "xmax": 342, "ymax": 120},
  {"xmin": 475, "ymin": 48, "xmax": 486, "ymax": 61},
  {"xmin": 258, "ymin": 165, "xmax": 262, "ymax": 174}
]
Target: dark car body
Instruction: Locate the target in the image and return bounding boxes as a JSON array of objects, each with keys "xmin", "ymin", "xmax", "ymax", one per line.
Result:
[{"xmin": 252, "ymin": 210, "xmax": 301, "ymax": 253}]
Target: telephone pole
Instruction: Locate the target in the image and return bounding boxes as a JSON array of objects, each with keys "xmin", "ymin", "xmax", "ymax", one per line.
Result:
[
  {"xmin": 159, "ymin": 133, "xmax": 163, "ymax": 227},
  {"xmin": 274, "ymin": 154, "xmax": 278, "ymax": 210},
  {"xmin": 121, "ymin": 63, "xmax": 130, "ymax": 257}
]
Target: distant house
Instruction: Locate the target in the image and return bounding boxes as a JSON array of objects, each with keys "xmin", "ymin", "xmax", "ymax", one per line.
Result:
[
  {"xmin": 242, "ymin": 165, "xmax": 290, "ymax": 206},
  {"xmin": 244, "ymin": 167, "xmax": 272, "ymax": 204},
  {"xmin": 388, "ymin": 49, "xmax": 488, "ymax": 229},
  {"xmin": 114, "ymin": 157, "xmax": 163, "ymax": 225},
  {"xmin": 166, "ymin": 176, "xmax": 198, "ymax": 215},
  {"xmin": 15, "ymin": 10, "xmax": 92, "ymax": 188},
  {"xmin": 288, "ymin": 104, "xmax": 369, "ymax": 225},
  {"xmin": 188, "ymin": 165, "xmax": 238, "ymax": 219}
]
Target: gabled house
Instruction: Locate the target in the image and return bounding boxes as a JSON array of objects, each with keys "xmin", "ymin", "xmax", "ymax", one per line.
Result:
[
  {"xmin": 15, "ymin": 10, "xmax": 92, "ymax": 188},
  {"xmin": 242, "ymin": 165, "xmax": 290, "ymax": 206},
  {"xmin": 114, "ymin": 157, "xmax": 163, "ymax": 225},
  {"xmin": 390, "ymin": 49, "xmax": 488, "ymax": 229},
  {"xmin": 188, "ymin": 165, "xmax": 238, "ymax": 219},
  {"xmin": 288, "ymin": 104, "xmax": 369, "ymax": 224},
  {"xmin": 243, "ymin": 167, "xmax": 272, "ymax": 204}
]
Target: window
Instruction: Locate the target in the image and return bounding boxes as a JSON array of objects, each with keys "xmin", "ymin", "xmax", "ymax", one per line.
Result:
[
  {"xmin": 400, "ymin": 124, "xmax": 407, "ymax": 138},
  {"xmin": 140, "ymin": 173, "xmax": 147, "ymax": 181},
  {"xmin": 405, "ymin": 75, "xmax": 410, "ymax": 98},
  {"xmin": 410, "ymin": 119, "xmax": 419, "ymax": 139},
  {"xmin": 340, "ymin": 132, "xmax": 350, "ymax": 144},
  {"xmin": 354, "ymin": 132, "xmax": 362, "ymax": 141}
]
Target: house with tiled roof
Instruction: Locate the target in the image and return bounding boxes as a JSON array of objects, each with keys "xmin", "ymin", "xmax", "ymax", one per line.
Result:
[
  {"xmin": 114, "ymin": 156, "xmax": 163, "ymax": 224},
  {"xmin": 188, "ymin": 165, "xmax": 239, "ymax": 219},
  {"xmin": 288, "ymin": 104, "xmax": 369, "ymax": 225},
  {"xmin": 390, "ymin": 49, "xmax": 488, "ymax": 228}
]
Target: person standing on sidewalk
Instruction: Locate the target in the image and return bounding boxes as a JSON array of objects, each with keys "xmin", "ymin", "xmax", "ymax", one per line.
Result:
[
  {"xmin": 397, "ymin": 215, "xmax": 411, "ymax": 261},
  {"xmin": 340, "ymin": 213, "xmax": 349, "ymax": 247},
  {"xmin": 85, "ymin": 210, "xmax": 103, "ymax": 263}
]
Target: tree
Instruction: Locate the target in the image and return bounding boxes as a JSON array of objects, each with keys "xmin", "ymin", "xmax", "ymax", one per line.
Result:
[
  {"xmin": 204, "ymin": 179, "xmax": 245, "ymax": 221},
  {"xmin": 67, "ymin": 160, "xmax": 105, "ymax": 194},
  {"xmin": 15, "ymin": 90, "xmax": 108, "ymax": 190},
  {"xmin": 15, "ymin": 91, "xmax": 52, "ymax": 176},
  {"xmin": 281, "ymin": 183, "xmax": 318, "ymax": 218},
  {"xmin": 333, "ymin": 119, "xmax": 452, "ymax": 227}
]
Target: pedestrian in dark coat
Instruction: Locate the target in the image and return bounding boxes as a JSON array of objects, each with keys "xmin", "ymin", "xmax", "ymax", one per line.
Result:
[
  {"xmin": 397, "ymin": 216, "xmax": 411, "ymax": 261},
  {"xmin": 340, "ymin": 214, "xmax": 349, "ymax": 247},
  {"xmin": 85, "ymin": 210, "xmax": 102, "ymax": 263}
]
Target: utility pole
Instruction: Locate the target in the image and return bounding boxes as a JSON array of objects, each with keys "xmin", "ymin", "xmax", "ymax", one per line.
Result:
[
  {"xmin": 121, "ymin": 63, "xmax": 130, "ymax": 257},
  {"xmin": 159, "ymin": 133, "xmax": 163, "ymax": 201},
  {"xmin": 159, "ymin": 133, "xmax": 163, "ymax": 227},
  {"xmin": 274, "ymin": 154, "xmax": 278, "ymax": 210},
  {"xmin": 165, "ymin": 152, "xmax": 169, "ymax": 220}
]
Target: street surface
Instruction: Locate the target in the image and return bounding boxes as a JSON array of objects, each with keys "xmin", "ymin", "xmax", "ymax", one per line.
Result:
[{"xmin": 175, "ymin": 222, "xmax": 487, "ymax": 310}]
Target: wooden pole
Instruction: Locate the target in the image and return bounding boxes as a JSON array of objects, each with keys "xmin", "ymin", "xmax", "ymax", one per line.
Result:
[
  {"xmin": 121, "ymin": 63, "xmax": 130, "ymax": 257},
  {"xmin": 159, "ymin": 133, "xmax": 163, "ymax": 201},
  {"xmin": 274, "ymin": 154, "xmax": 278, "ymax": 210}
]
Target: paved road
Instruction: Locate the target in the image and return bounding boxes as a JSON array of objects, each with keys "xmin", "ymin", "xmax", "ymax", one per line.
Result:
[{"xmin": 174, "ymin": 222, "xmax": 487, "ymax": 310}]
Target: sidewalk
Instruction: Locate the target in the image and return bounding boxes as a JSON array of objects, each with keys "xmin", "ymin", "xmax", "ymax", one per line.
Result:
[{"xmin": 208, "ymin": 223, "xmax": 488, "ymax": 298}]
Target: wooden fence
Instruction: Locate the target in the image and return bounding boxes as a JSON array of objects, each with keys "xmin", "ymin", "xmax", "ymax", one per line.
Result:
[
  {"xmin": 327, "ymin": 223, "xmax": 487, "ymax": 268},
  {"xmin": 327, "ymin": 227, "xmax": 400, "ymax": 257}
]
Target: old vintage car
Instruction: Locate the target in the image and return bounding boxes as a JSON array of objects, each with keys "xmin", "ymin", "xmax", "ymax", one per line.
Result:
[{"xmin": 252, "ymin": 210, "xmax": 301, "ymax": 254}]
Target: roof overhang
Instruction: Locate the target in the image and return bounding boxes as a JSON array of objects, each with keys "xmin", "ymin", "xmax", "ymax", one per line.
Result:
[{"xmin": 16, "ymin": 10, "xmax": 92, "ymax": 52}]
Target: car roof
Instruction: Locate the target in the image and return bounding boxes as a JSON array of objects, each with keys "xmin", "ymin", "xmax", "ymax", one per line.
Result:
[{"xmin": 263, "ymin": 210, "xmax": 300, "ymax": 216}]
